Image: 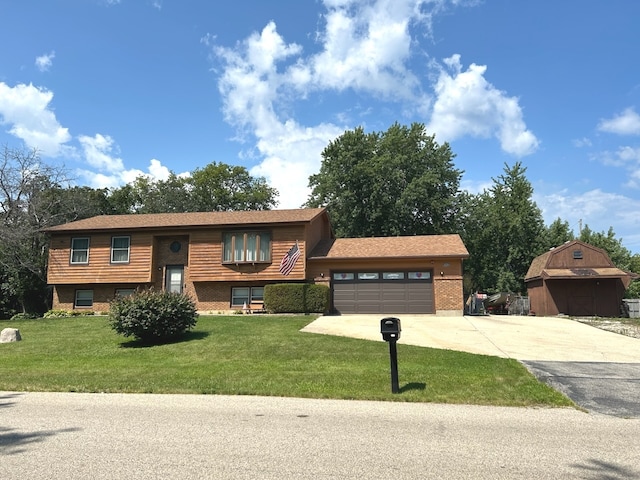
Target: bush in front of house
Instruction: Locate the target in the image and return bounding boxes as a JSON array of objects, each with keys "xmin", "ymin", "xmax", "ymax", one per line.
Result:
[
  {"xmin": 109, "ymin": 290, "xmax": 198, "ymax": 343},
  {"xmin": 9, "ymin": 312, "xmax": 39, "ymax": 321},
  {"xmin": 264, "ymin": 283, "xmax": 329, "ymax": 314}
]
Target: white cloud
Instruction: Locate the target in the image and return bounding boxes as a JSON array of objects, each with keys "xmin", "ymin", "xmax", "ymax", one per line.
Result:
[
  {"xmin": 77, "ymin": 134, "xmax": 176, "ymax": 189},
  {"xmin": 427, "ymin": 54, "xmax": 539, "ymax": 157},
  {"xmin": 535, "ymin": 187, "xmax": 640, "ymax": 251},
  {"xmin": 307, "ymin": 0, "xmax": 423, "ymax": 100},
  {"xmin": 573, "ymin": 137, "xmax": 592, "ymax": 148},
  {"xmin": 0, "ymin": 82, "xmax": 72, "ymax": 157},
  {"xmin": 460, "ymin": 178, "xmax": 492, "ymax": 195},
  {"xmin": 598, "ymin": 108, "xmax": 640, "ymax": 136},
  {"xmin": 147, "ymin": 158, "xmax": 171, "ymax": 180},
  {"xmin": 210, "ymin": 1, "xmax": 533, "ymax": 207},
  {"xmin": 590, "ymin": 146, "xmax": 640, "ymax": 188},
  {"xmin": 250, "ymin": 120, "xmax": 343, "ymax": 208},
  {"xmin": 78, "ymin": 134, "xmax": 125, "ymax": 172},
  {"xmin": 214, "ymin": 22, "xmax": 343, "ymax": 207},
  {"xmin": 211, "ymin": 1, "xmax": 458, "ymax": 207},
  {"xmin": 35, "ymin": 51, "xmax": 55, "ymax": 72}
]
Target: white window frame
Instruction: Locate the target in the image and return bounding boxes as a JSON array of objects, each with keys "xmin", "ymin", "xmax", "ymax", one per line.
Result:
[
  {"xmin": 223, "ymin": 232, "xmax": 271, "ymax": 263},
  {"xmin": 231, "ymin": 287, "xmax": 264, "ymax": 307},
  {"xmin": 75, "ymin": 290, "xmax": 94, "ymax": 308},
  {"xmin": 70, "ymin": 237, "xmax": 90, "ymax": 264},
  {"xmin": 111, "ymin": 236, "xmax": 131, "ymax": 263}
]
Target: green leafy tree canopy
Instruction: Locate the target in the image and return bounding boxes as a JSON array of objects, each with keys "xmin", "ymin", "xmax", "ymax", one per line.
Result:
[{"xmin": 306, "ymin": 122, "xmax": 462, "ymax": 237}]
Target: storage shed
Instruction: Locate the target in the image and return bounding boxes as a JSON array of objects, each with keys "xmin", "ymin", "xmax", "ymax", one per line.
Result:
[{"xmin": 525, "ymin": 240, "xmax": 633, "ymax": 317}]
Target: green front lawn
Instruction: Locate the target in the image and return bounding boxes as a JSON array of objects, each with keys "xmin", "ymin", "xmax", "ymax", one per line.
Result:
[{"xmin": 0, "ymin": 315, "xmax": 573, "ymax": 407}]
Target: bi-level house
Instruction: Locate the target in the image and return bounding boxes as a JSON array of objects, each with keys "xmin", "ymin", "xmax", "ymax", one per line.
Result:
[{"xmin": 45, "ymin": 208, "xmax": 469, "ymax": 315}]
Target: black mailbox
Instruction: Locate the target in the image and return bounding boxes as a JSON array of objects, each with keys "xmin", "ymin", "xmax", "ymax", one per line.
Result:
[{"xmin": 380, "ymin": 317, "xmax": 401, "ymax": 342}]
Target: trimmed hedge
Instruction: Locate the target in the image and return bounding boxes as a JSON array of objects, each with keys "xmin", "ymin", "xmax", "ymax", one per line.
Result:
[
  {"xmin": 264, "ymin": 283, "xmax": 329, "ymax": 314},
  {"xmin": 109, "ymin": 290, "xmax": 198, "ymax": 343}
]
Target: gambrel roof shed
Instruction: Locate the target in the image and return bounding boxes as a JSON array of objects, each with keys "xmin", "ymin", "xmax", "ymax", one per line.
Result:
[{"xmin": 525, "ymin": 240, "xmax": 633, "ymax": 317}]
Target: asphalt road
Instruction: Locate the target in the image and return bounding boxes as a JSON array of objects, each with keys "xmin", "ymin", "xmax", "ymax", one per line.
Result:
[
  {"xmin": 523, "ymin": 361, "xmax": 640, "ymax": 418},
  {"xmin": 2, "ymin": 392, "xmax": 640, "ymax": 479}
]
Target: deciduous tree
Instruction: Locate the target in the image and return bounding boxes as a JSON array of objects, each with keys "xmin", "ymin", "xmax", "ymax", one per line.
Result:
[
  {"xmin": 461, "ymin": 162, "xmax": 546, "ymax": 295},
  {"xmin": 306, "ymin": 122, "xmax": 462, "ymax": 237}
]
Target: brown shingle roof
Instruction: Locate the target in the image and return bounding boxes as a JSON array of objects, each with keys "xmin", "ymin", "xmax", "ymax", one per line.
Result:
[
  {"xmin": 44, "ymin": 208, "xmax": 327, "ymax": 232},
  {"xmin": 309, "ymin": 234, "xmax": 469, "ymax": 259},
  {"xmin": 543, "ymin": 267, "xmax": 630, "ymax": 279},
  {"xmin": 525, "ymin": 240, "xmax": 632, "ymax": 282},
  {"xmin": 525, "ymin": 250, "xmax": 552, "ymax": 280}
]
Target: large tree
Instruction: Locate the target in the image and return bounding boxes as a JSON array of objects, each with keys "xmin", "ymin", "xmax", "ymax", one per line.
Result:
[
  {"xmin": 0, "ymin": 146, "xmax": 73, "ymax": 314},
  {"xmin": 306, "ymin": 122, "xmax": 463, "ymax": 237},
  {"xmin": 108, "ymin": 162, "xmax": 278, "ymax": 213},
  {"xmin": 461, "ymin": 162, "xmax": 546, "ymax": 294},
  {"xmin": 187, "ymin": 162, "xmax": 277, "ymax": 211},
  {"xmin": 543, "ymin": 218, "xmax": 575, "ymax": 249},
  {"xmin": 578, "ymin": 225, "xmax": 633, "ymax": 271}
]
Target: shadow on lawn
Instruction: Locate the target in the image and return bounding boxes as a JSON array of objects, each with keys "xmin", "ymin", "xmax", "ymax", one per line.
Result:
[
  {"xmin": 399, "ymin": 382, "xmax": 427, "ymax": 393},
  {"xmin": 119, "ymin": 330, "xmax": 210, "ymax": 349}
]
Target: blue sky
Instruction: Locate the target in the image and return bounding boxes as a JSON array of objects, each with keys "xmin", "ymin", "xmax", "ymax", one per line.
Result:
[{"xmin": 2, "ymin": 1, "xmax": 640, "ymax": 251}]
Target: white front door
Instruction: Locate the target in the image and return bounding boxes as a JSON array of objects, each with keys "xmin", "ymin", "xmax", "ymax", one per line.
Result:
[{"xmin": 165, "ymin": 266, "xmax": 184, "ymax": 294}]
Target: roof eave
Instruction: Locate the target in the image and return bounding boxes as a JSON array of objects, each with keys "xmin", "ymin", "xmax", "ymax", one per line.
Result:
[{"xmin": 308, "ymin": 253, "xmax": 469, "ymax": 261}]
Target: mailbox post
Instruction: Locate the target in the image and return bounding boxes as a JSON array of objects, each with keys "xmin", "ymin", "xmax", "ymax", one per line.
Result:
[{"xmin": 380, "ymin": 317, "xmax": 401, "ymax": 394}]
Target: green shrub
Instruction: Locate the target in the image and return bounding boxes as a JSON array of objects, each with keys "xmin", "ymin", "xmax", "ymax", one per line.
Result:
[
  {"xmin": 43, "ymin": 310, "xmax": 72, "ymax": 318},
  {"xmin": 108, "ymin": 290, "xmax": 198, "ymax": 343},
  {"xmin": 264, "ymin": 283, "xmax": 329, "ymax": 314},
  {"xmin": 9, "ymin": 312, "xmax": 39, "ymax": 321}
]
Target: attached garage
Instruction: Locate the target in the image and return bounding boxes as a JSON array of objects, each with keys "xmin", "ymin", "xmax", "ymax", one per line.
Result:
[
  {"xmin": 307, "ymin": 235, "xmax": 469, "ymax": 315},
  {"xmin": 332, "ymin": 271, "xmax": 434, "ymax": 314}
]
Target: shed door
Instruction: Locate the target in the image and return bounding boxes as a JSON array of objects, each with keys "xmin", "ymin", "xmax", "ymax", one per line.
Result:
[{"xmin": 332, "ymin": 271, "xmax": 434, "ymax": 314}]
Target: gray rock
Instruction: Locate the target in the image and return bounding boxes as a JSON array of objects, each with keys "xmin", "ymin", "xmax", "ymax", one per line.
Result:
[{"xmin": 0, "ymin": 328, "xmax": 22, "ymax": 343}]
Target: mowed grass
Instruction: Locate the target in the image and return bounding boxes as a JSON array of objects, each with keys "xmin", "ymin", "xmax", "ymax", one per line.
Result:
[{"xmin": 0, "ymin": 315, "xmax": 573, "ymax": 407}]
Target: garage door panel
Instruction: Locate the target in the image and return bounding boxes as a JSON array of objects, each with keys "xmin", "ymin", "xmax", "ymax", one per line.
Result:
[{"xmin": 332, "ymin": 271, "xmax": 433, "ymax": 314}]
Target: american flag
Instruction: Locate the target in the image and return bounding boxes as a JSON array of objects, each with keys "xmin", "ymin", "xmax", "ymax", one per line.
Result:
[{"xmin": 279, "ymin": 241, "xmax": 301, "ymax": 275}]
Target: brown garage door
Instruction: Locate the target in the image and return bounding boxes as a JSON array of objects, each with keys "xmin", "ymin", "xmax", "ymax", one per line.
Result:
[{"xmin": 332, "ymin": 271, "xmax": 434, "ymax": 314}]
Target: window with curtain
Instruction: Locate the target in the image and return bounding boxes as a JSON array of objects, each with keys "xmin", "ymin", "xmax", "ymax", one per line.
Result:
[
  {"xmin": 70, "ymin": 237, "xmax": 90, "ymax": 264},
  {"xmin": 111, "ymin": 236, "xmax": 131, "ymax": 263},
  {"xmin": 223, "ymin": 232, "xmax": 271, "ymax": 263}
]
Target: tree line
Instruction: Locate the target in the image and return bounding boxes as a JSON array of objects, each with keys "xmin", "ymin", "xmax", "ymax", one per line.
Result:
[{"xmin": 2, "ymin": 123, "xmax": 638, "ymax": 316}]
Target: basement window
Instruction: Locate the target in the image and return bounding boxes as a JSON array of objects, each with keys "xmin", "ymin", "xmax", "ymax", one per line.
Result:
[{"xmin": 75, "ymin": 290, "xmax": 94, "ymax": 308}]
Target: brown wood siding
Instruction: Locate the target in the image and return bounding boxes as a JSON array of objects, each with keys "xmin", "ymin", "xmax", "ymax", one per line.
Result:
[
  {"xmin": 188, "ymin": 226, "xmax": 308, "ymax": 282},
  {"xmin": 526, "ymin": 279, "xmax": 547, "ymax": 316},
  {"xmin": 305, "ymin": 213, "xmax": 332, "ymax": 253},
  {"xmin": 545, "ymin": 278, "xmax": 623, "ymax": 317},
  {"xmin": 546, "ymin": 245, "xmax": 613, "ymax": 269},
  {"xmin": 47, "ymin": 233, "xmax": 153, "ymax": 284}
]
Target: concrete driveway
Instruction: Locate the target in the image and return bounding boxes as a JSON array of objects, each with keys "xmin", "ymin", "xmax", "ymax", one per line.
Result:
[{"xmin": 301, "ymin": 314, "xmax": 640, "ymax": 417}]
